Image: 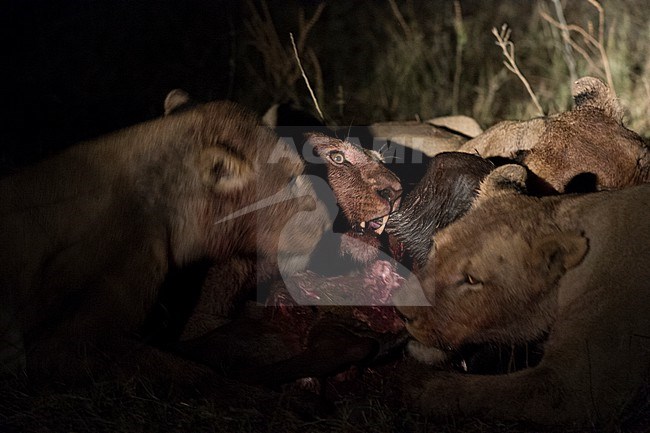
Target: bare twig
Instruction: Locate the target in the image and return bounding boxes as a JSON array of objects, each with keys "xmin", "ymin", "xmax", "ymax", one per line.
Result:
[
  {"xmin": 388, "ymin": 0, "xmax": 413, "ymax": 39},
  {"xmin": 306, "ymin": 48, "xmax": 325, "ymax": 106},
  {"xmin": 452, "ymin": 0, "xmax": 465, "ymax": 114},
  {"xmin": 587, "ymin": 0, "xmax": 614, "ymax": 92},
  {"xmin": 492, "ymin": 24, "xmax": 545, "ymax": 116},
  {"xmin": 550, "ymin": 0, "xmax": 577, "ymax": 83},
  {"xmin": 244, "ymin": 0, "xmax": 326, "ymax": 105},
  {"xmin": 297, "ymin": 3, "xmax": 326, "ymax": 52},
  {"xmin": 540, "ymin": 0, "xmax": 615, "ymax": 95},
  {"xmin": 290, "ymin": 33, "xmax": 324, "ymax": 121},
  {"xmin": 540, "ymin": 11, "xmax": 604, "ymax": 74},
  {"xmin": 540, "ymin": 12, "xmax": 600, "ymax": 49}
]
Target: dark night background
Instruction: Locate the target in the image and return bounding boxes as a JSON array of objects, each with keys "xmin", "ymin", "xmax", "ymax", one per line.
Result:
[{"xmin": 2, "ymin": 0, "xmax": 245, "ymax": 168}]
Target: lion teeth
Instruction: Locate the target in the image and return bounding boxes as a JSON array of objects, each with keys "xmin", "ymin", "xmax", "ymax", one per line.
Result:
[
  {"xmin": 374, "ymin": 215, "xmax": 389, "ymax": 235},
  {"xmin": 360, "ymin": 221, "xmax": 367, "ymax": 229}
]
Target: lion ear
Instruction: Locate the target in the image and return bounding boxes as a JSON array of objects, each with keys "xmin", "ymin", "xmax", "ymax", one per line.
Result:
[
  {"xmin": 304, "ymin": 133, "xmax": 334, "ymax": 148},
  {"xmin": 303, "ymin": 132, "xmax": 335, "ymax": 161},
  {"xmin": 199, "ymin": 147, "xmax": 253, "ymax": 193},
  {"xmin": 475, "ymin": 164, "xmax": 527, "ymax": 205},
  {"xmin": 572, "ymin": 76, "xmax": 624, "ymax": 122},
  {"xmin": 164, "ymin": 89, "xmax": 192, "ymax": 116},
  {"xmin": 534, "ymin": 231, "xmax": 589, "ymax": 279}
]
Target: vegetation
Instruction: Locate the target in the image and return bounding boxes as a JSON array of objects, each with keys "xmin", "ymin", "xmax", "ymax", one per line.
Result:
[
  {"xmin": 239, "ymin": 0, "xmax": 650, "ymax": 135},
  {"xmin": 3, "ymin": 371, "xmax": 647, "ymax": 433}
]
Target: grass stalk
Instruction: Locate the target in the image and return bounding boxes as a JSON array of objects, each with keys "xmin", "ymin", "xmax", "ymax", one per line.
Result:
[
  {"xmin": 492, "ymin": 24, "xmax": 545, "ymax": 116},
  {"xmin": 290, "ymin": 32, "xmax": 324, "ymax": 121}
]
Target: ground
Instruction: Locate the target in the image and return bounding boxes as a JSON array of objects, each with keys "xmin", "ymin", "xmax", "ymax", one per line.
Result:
[{"xmin": 1, "ymin": 364, "xmax": 648, "ymax": 433}]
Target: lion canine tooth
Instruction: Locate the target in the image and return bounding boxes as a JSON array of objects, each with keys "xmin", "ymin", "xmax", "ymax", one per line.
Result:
[
  {"xmin": 374, "ymin": 215, "xmax": 389, "ymax": 235},
  {"xmin": 360, "ymin": 221, "xmax": 367, "ymax": 229}
]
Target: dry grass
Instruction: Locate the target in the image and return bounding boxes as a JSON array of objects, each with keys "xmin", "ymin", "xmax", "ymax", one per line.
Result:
[
  {"xmin": 241, "ymin": 0, "xmax": 650, "ymax": 135},
  {"xmin": 243, "ymin": 0, "xmax": 325, "ymax": 111},
  {"xmin": 491, "ymin": 24, "xmax": 545, "ymax": 117},
  {"xmin": 2, "ymin": 369, "xmax": 648, "ymax": 433}
]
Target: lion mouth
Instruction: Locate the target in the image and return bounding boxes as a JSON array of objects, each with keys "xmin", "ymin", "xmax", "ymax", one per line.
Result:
[{"xmin": 353, "ymin": 215, "xmax": 390, "ymax": 236}]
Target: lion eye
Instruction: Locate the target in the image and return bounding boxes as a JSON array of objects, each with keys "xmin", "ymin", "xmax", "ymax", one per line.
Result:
[
  {"xmin": 453, "ymin": 273, "xmax": 483, "ymax": 296},
  {"xmin": 462, "ymin": 274, "xmax": 483, "ymax": 290},
  {"xmin": 329, "ymin": 151, "xmax": 346, "ymax": 164}
]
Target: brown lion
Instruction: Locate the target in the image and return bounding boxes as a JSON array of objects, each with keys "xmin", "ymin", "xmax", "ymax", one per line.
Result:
[
  {"xmin": 459, "ymin": 77, "xmax": 650, "ymax": 193},
  {"xmin": 396, "ymin": 165, "xmax": 650, "ymax": 428},
  {"xmin": 306, "ymin": 133, "xmax": 402, "ymax": 264},
  {"xmin": 0, "ymin": 90, "xmax": 330, "ymax": 387}
]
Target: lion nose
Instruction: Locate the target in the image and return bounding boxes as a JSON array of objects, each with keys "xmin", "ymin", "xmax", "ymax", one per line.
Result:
[{"xmin": 377, "ymin": 186, "xmax": 402, "ymax": 209}]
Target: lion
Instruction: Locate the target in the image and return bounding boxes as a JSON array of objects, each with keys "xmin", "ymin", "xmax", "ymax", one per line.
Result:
[
  {"xmin": 395, "ymin": 165, "xmax": 650, "ymax": 428},
  {"xmin": 0, "ymin": 89, "xmax": 331, "ymax": 388},
  {"xmin": 459, "ymin": 77, "xmax": 650, "ymax": 193},
  {"xmin": 305, "ymin": 133, "xmax": 402, "ymax": 266}
]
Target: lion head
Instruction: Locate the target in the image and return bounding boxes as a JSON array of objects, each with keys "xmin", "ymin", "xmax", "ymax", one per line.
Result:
[
  {"xmin": 162, "ymin": 90, "xmax": 331, "ymax": 274},
  {"xmin": 306, "ymin": 133, "xmax": 402, "ymax": 232},
  {"xmin": 304, "ymin": 133, "xmax": 402, "ymax": 264},
  {"xmin": 397, "ymin": 165, "xmax": 588, "ymax": 351},
  {"xmin": 460, "ymin": 76, "xmax": 650, "ymax": 193}
]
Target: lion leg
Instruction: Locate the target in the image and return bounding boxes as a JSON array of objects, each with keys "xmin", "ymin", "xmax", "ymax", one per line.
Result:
[
  {"xmin": 399, "ymin": 359, "xmax": 585, "ymax": 426},
  {"xmin": 25, "ymin": 305, "xmax": 223, "ymax": 395},
  {"xmin": 24, "ymin": 245, "xmax": 221, "ymax": 392},
  {"xmin": 181, "ymin": 257, "xmax": 259, "ymax": 340},
  {"xmin": 402, "ymin": 325, "xmax": 649, "ymax": 428}
]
